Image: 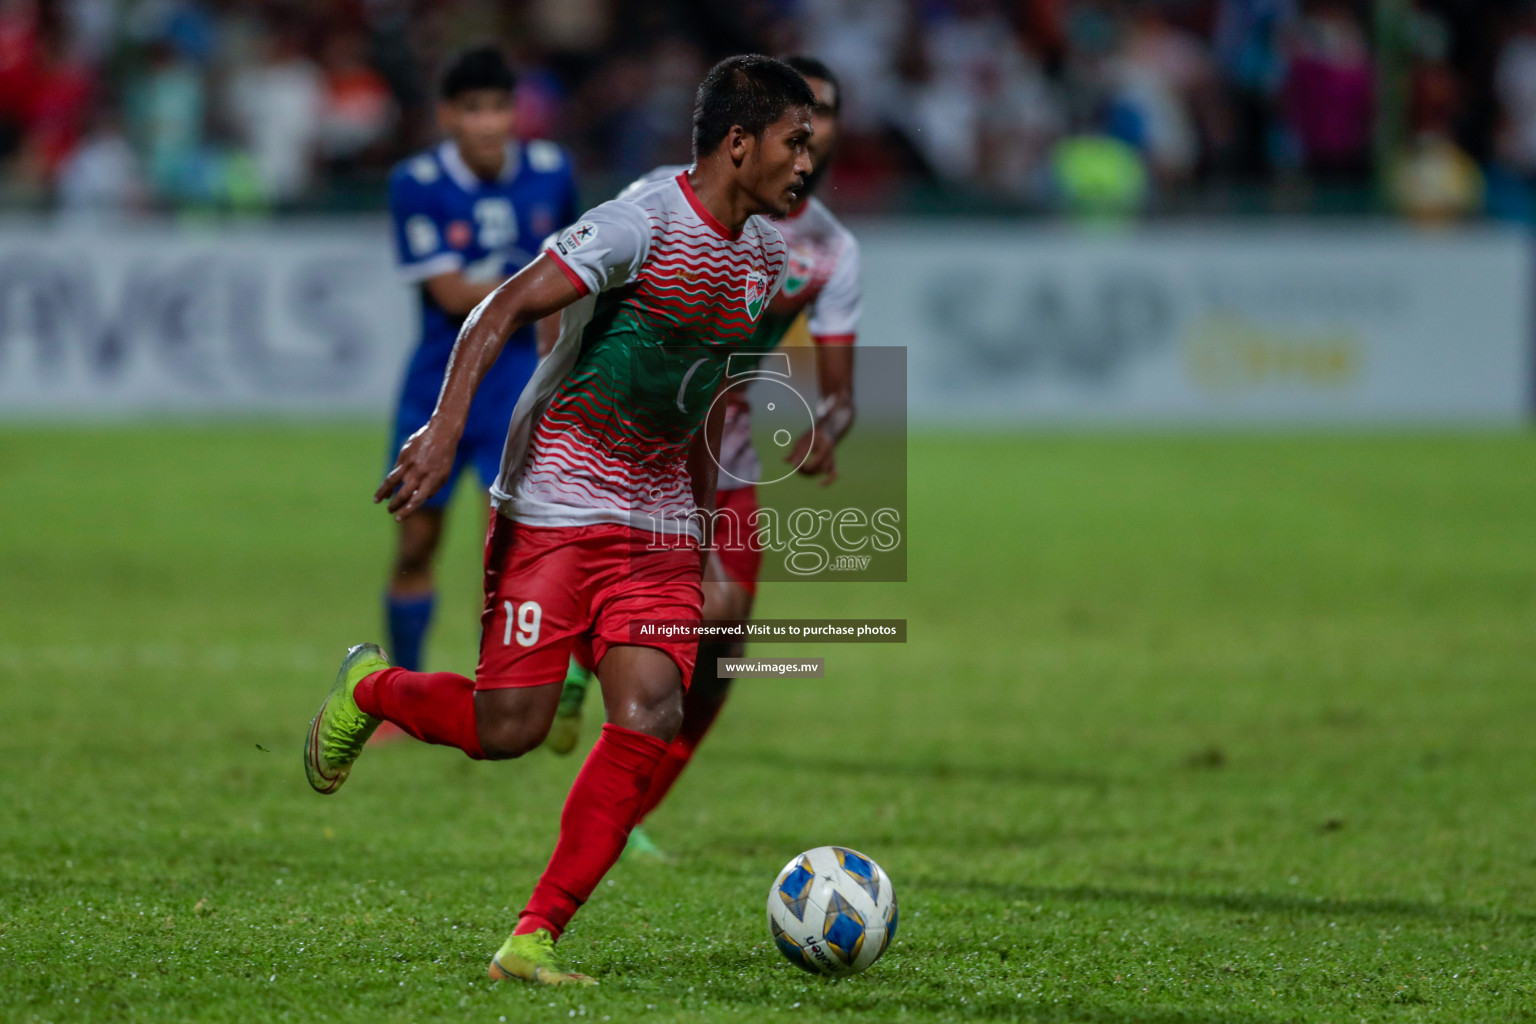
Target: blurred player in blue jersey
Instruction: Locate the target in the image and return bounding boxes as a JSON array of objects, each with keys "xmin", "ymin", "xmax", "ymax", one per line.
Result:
[{"xmin": 384, "ymin": 47, "xmax": 578, "ymax": 677}]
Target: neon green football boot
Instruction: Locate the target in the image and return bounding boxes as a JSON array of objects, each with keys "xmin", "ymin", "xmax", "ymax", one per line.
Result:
[
  {"xmin": 488, "ymin": 929, "xmax": 596, "ymax": 986},
  {"xmin": 624, "ymin": 825, "xmax": 671, "ymax": 862},
  {"xmin": 543, "ymin": 659, "xmax": 593, "ymax": 755},
  {"xmin": 303, "ymin": 643, "xmax": 388, "ymax": 795}
]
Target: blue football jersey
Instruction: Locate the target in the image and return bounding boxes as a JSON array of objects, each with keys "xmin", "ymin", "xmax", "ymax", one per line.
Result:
[{"xmin": 388, "ymin": 139, "xmax": 579, "ymax": 431}]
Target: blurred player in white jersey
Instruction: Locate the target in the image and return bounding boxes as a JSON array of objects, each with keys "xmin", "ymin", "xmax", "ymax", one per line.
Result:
[{"xmin": 546, "ymin": 57, "xmax": 860, "ymax": 859}]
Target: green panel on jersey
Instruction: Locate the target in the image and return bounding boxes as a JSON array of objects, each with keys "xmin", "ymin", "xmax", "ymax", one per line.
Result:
[{"xmin": 547, "ymin": 290, "xmax": 784, "ymax": 463}]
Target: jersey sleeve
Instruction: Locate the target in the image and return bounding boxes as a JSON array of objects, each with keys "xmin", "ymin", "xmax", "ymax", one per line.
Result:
[
  {"xmin": 617, "ymin": 165, "xmax": 688, "ymax": 202},
  {"xmin": 388, "ymin": 166, "xmax": 463, "ymax": 283},
  {"xmin": 806, "ymin": 234, "xmax": 861, "ymax": 344},
  {"xmin": 542, "ymin": 199, "xmax": 651, "ymax": 296}
]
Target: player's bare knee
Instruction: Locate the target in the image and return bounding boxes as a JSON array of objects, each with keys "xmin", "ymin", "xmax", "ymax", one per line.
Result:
[
  {"xmin": 475, "ymin": 716, "xmax": 543, "ymax": 760},
  {"xmin": 473, "ymin": 687, "xmax": 557, "ymax": 759},
  {"xmin": 604, "ymin": 676, "xmax": 683, "ymax": 742},
  {"xmin": 627, "ymin": 685, "xmax": 683, "ymax": 742},
  {"xmin": 474, "ymin": 713, "xmax": 522, "ymax": 759},
  {"xmin": 598, "ymin": 647, "xmax": 685, "ymax": 730},
  {"xmin": 476, "ymin": 735, "xmax": 525, "ymax": 761}
]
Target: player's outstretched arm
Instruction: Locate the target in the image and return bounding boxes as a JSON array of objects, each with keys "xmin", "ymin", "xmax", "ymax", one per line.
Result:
[{"xmin": 376, "ymin": 255, "xmax": 582, "ymax": 519}]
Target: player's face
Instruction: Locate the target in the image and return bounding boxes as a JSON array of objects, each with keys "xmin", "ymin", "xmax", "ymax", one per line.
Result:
[
  {"xmin": 742, "ymin": 107, "xmax": 813, "ymax": 218},
  {"xmin": 439, "ymin": 89, "xmax": 516, "ymax": 173},
  {"xmin": 804, "ymin": 77, "xmax": 839, "ymax": 178}
]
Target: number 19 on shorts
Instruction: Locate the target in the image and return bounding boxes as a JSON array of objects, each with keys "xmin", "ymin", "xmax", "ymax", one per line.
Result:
[{"xmin": 502, "ymin": 600, "xmax": 542, "ymax": 647}]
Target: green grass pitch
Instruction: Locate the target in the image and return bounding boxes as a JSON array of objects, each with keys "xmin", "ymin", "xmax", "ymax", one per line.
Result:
[{"xmin": 3, "ymin": 426, "xmax": 1536, "ymax": 1023}]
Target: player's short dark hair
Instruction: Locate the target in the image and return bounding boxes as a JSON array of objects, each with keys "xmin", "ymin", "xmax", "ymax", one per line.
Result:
[
  {"xmin": 441, "ymin": 47, "xmax": 517, "ymax": 100},
  {"xmin": 779, "ymin": 55, "xmax": 841, "ymax": 114},
  {"xmin": 692, "ymin": 54, "xmax": 816, "ymax": 158}
]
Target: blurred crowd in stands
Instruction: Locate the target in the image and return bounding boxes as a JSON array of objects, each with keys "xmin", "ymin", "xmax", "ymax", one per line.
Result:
[{"xmin": 7, "ymin": 0, "xmax": 1536, "ymax": 220}]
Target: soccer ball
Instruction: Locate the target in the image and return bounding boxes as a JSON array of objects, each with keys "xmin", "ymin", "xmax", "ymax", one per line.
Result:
[{"xmin": 767, "ymin": 846, "xmax": 897, "ymax": 977}]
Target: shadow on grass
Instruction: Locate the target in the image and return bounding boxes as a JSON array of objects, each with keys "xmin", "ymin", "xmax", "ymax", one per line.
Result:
[
  {"xmin": 920, "ymin": 879, "xmax": 1536, "ymax": 928},
  {"xmin": 727, "ymin": 750, "xmax": 1113, "ymax": 791},
  {"xmin": 695, "ymin": 973, "xmax": 1287, "ymax": 1024},
  {"xmin": 817, "ymin": 994, "xmax": 1285, "ymax": 1024},
  {"xmin": 609, "ymin": 949, "xmax": 1290, "ymax": 1024}
]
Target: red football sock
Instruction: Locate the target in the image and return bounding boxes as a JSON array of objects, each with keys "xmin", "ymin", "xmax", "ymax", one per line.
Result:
[
  {"xmin": 516, "ymin": 724, "xmax": 668, "ymax": 939},
  {"xmin": 354, "ymin": 668, "xmax": 484, "ymax": 759},
  {"xmin": 637, "ymin": 732, "xmax": 699, "ymax": 821},
  {"xmin": 638, "ymin": 661, "xmax": 731, "ymax": 822}
]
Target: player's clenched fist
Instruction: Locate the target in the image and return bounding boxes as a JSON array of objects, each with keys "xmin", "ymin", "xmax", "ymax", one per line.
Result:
[
  {"xmin": 787, "ymin": 428, "xmax": 839, "ymax": 486},
  {"xmin": 375, "ymin": 421, "xmax": 461, "ymax": 519}
]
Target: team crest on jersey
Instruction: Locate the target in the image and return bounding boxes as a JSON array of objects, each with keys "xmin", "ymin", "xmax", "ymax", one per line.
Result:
[
  {"xmin": 554, "ymin": 221, "xmax": 597, "ymax": 256},
  {"xmin": 744, "ymin": 270, "xmax": 769, "ymax": 320},
  {"xmin": 781, "ymin": 249, "xmax": 814, "ymax": 297},
  {"xmin": 446, "ymin": 220, "xmax": 473, "ymax": 249}
]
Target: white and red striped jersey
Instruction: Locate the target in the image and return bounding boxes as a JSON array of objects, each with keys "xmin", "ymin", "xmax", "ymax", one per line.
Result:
[
  {"xmin": 489, "ymin": 171, "xmax": 790, "ymax": 538},
  {"xmin": 718, "ymin": 194, "xmax": 861, "ymax": 489},
  {"xmin": 615, "ymin": 166, "xmax": 862, "ymax": 491}
]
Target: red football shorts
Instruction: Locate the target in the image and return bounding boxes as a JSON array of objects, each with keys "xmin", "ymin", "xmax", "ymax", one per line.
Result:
[
  {"xmin": 475, "ymin": 515, "xmax": 703, "ymax": 690},
  {"xmin": 709, "ymin": 485, "xmax": 763, "ymax": 595}
]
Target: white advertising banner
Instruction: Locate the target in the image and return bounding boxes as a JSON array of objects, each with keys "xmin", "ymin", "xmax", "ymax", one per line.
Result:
[
  {"xmin": 0, "ymin": 219, "xmax": 1528, "ymax": 423},
  {"xmin": 0, "ymin": 219, "xmax": 414, "ymax": 416},
  {"xmin": 855, "ymin": 222, "xmax": 1532, "ymax": 424}
]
